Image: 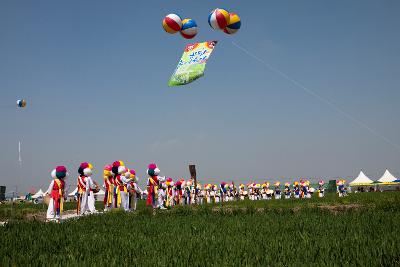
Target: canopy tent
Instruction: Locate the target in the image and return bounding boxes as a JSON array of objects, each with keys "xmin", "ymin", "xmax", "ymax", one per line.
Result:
[
  {"xmin": 349, "ymin": 171, "xmax": 374, "ymax": 186},
  {"xmin": 68, "ymin": 187, "xmax": 105, "ymax": 197},
  {"xmin": 68, "ymin": 187, "xmax": 78, "ymax": 197},
  {"xmin": 31, "ymin": 189, "xmax": 44, "ymax": 199},
  {"xmin": 376, "ymin": 169, "xmax": 399, "ymax": 184}
]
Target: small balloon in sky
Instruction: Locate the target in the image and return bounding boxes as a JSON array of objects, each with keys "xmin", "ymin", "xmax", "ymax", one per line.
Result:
[
  {"xmin": 223, "ymin": 12, "xmax": 241, "ymax": 35},
  {"xmin": 162, "ymin": 14, "xmax": 183, "ymax": 34},
  {"xmin": 208, "ymin": 8, "xmax": 230, "ymax": 30},
  {"xmin": 180, "ymin": 18, "xmax": 198, "ymax": 39},
  {"xmin": 16, "ymin": 99, "xmax": 27, "ymax": 108}
]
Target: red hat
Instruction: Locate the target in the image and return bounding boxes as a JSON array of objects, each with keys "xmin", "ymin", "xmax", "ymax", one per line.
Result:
[{"xmin": 148, "ymin": 163, "xmax": 157, "ymax": 169}]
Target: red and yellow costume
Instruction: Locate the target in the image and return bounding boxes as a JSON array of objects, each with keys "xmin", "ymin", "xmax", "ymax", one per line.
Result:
[
  {"xmin": 51, "ymin": 178, "xmax": 65, "ymax": 216},
  {"xmin": 165, "ymin": 178, "xmax": 174, "ymax": 207},
  {"xmin": 111, "ymin": 160, "xmax": 127, "ymax": 208},
  {"xmin": 146, "ymin": 163, "xmax": 161, "ymax": 208},
  {"xmin": 147, "ymin": 176, "xmax": 159, "ymax": 207},
  {"xmin": 76, "ymin": 162, "xmax": 96, "ymax": 215},
  {"xmin": 103, "ymin": 165, "xmax": 114, "ymax": 211},
  {"xmin": 45, "ymin": 166, "xmax": 67, "ymax": 221}
]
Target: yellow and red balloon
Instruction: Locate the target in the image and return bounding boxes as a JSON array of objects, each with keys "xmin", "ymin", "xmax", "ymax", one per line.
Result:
[
  {"xmin": 208, "ymin": 8, "xmax": 230, "ymax": 30},
  {"xmin": 162, "ymin": 14, "xmax": 183, "ymax": 34},
  {"xmin": 223, "ymin": 13, "xmax": 241, "ymax": 34}
]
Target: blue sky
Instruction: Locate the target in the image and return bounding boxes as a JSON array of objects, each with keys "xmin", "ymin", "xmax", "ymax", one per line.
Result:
[{"xmin": 1, "ymin": 0, "xmax": 400, "ymax": 193}]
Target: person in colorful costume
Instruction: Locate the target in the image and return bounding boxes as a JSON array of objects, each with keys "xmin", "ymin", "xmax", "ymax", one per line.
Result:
[
  {"xmin": 284, "ymin": 183, "xmax": 291, "ymax": 199},
  {"xmin": 227, "ymin": 183, "xmax": 233, "ymax": 201},
  {"xmin": 294, "ymin": 181, "xmax": 300, "ymax": 199},
  {"xmin": 260, "ymin": 183, "xmax": 267, "ymax": 200},
  {"xmin": 185, "ymin": 180, "xmax": 192, "ymax": 205},
  {"xmin": 337, "ymin": 179, "xmax": 347, "ymax": 197},
  {"xmin": 146, "ymin": 163, "xmax": 165, "ymax": 208},
  {"xmin": 174, "ymin": 179, "xmax": 184, "ymax": 205},
  {"xmin": 121, "ymin": 169, "xmax": 134, "ymax": 211},
  {"xmin": 182, "ymin": 180, "xmax": 188, "ymax": 205},
  {"xmin": 111, "ymin": 166, "xmax": 119, "ymax": 208},
  {"xmin": 158, "ymin": 181, "xmax": 167, "ymax": 209},
  {"xmin": 227, "ymin": 183, "xmax": 233, "ymax": 202},
  {"xmin": 300, "ymin": 180, "xmax": 308, "ymax": 199},
  {"xmin": 190, "ymin": 180, "xmax": 195, "ymax": 204},
  {"xmin": 118, "ymin": 167, "xmax": 134, "ymax": 212},
  {"xmin": 274, "ymin": 182, "xmax": 282, "ymax": 199},
  {"xmin": 253, "ymin": 183, "xmax": 258, "ymax": 200},
  {"xmin": 87, "ymin": 171, "xmax": 99, "ymax": 214},
  {"xmin": 205, "ymin": 184, "xmax": 212, "ymax": 203},
  {"xmin": 243, "ymin": 185, "xmax": 248, "ymax": 200},
  {"xmin": 192, "ymin": 182, "xmax": 198, "ymax": 204},
  {"xmin": 265, "ymin": 183, "xmax": 273, "ymax": 200},
  {"xmin": 318, "ymin": 180, "xmax": 325, "ymax": 198},
  {"xmin": 306, "ymin": 181, "xmax": 314, "ymax": 198},
  {"xmin": 165, "ymin": 178, "xmax": 174, "ymax": 208},
  {"xmin": 112, "ymin": 160, "xmax": 128, "ymax": 209},
  {"xmin": 196, "ymin": 183, "xmax": 204, "ymax": 204},
  {"xmin": 341, "ymin": 180, "xmax": 347, "ymax": 196},
  {"xmin": 239, "ymin": 184, "xmax": 246, "ymax": 200},
  {"xmin": 224, "ymin": 183, "xmax": 230, "ymax": 202},
  {"xmin": 126, "ymin": 169, "xmax": 142, "ymax": 212},
  {"xmin": 213, "ymin": 184, "xmax": 220, "ymax": 203},
  {"xmin": 45, "ymin": 166, "xmax": 68, "ymax": 222},
  {"xmin": 77, "ymin": 162, "xmax": 96, "ymax": 215},
  {"xmin": 248, "ymin": 183, "xmax": 254, "ymax": 201},
  {"xmin": 233, "ymin": 184, "xmax": 239, "ymax": 200},
  {"xmin": 103, "ymin": 164, "xmax": 114, "ymax": 211},
  {"xmin": 181, "ymin": 180, "xmax": 187, "ymax": 204},
  {"xmin": 254, "ymin": 184, "xmax": 261, "ymax": 200},
  {"xmin": 208, "ymin": 184, "xmax": 214, "ymax": 203},
  {"xmin": 220, "ymin": 182, "xmax": 228, "ymax": 202}
]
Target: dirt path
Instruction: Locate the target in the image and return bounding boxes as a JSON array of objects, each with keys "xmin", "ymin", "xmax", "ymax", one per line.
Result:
[{"xmin": 24, "ymin": 210, "xmax": 103, "ymax": 222}]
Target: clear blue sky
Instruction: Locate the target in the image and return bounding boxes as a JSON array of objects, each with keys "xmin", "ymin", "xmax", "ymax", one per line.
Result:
[{"xmin": 1, "ymin": 0, "xmax": 400, "ymax": 193}]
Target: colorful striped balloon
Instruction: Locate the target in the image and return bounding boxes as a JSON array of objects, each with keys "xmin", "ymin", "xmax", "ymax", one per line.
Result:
[
  {"xmin": 180, "ymin": 18, "xmax": 198, "ymax": 39},
  {"xmin": 223, "ymin": 13, "xmax": 241, "ymax": 34},
  {"xmin": 162, "ymin": 13, "xmax": 182, "ymax": 34},
  {"xmin": 208, "ymin": 8, "xmax": 230, "ymax": 30}
]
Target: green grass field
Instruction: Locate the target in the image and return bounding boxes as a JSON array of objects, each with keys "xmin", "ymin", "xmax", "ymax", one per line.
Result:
[{"xmin": 1, "ymin": 192, "xmax": 399, "ymax": 266}]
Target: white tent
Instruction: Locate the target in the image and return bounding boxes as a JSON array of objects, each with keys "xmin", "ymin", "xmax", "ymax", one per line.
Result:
[
  {"xmin": 94, "ymin": 189, "xmax": 105, "ymax": 196},
  {"xmin": 377, "ymin": 169, "xmax": 398, "ymax": 183},
  {"xmin": 31, "ymin": 189, "xmax": 44, "ymax": 199},
  {"xmin": 68, "ymin": 187, "xmax": 105, "ymax": 197},
  {"xmin": 68, "ymin": 187, "xmax": 78, "ymax": 197},
  {"xmin": 349, "ymin": 171, "xmax": 374, "ymax": 186}
]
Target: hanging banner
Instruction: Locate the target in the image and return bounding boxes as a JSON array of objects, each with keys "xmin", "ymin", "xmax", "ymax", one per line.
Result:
[{"xmin": 168, "ymin": 41, "xmax": 218, "ymax": 86}]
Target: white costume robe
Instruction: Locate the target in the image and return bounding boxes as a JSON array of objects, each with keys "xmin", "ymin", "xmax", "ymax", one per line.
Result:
[
  {"xmin": 80, "ymin": 176, "xmax": 96, "ymax": 215},
  {"xmin": 88, "ymin": 190, "xmax": 97, "ymax": 213},
  {"xmin": 127, "ymin": 182, "xmax": 142, "ymax": 211},
  {"xmin": 206, "ymin": 190, "xmax": 211, "ymax": 204},
  {"xmin": 158, "ymin": 188, "xmax": 166, "ymax": 208},
  {"xmin": 120, "ymin": 176, "xmax": 133, "ymax": 212}
]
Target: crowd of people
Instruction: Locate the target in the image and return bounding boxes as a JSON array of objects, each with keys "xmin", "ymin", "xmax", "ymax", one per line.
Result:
[{"xmin": 44, "ymin": 161, "xmax": 348, "ymax": 222}]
